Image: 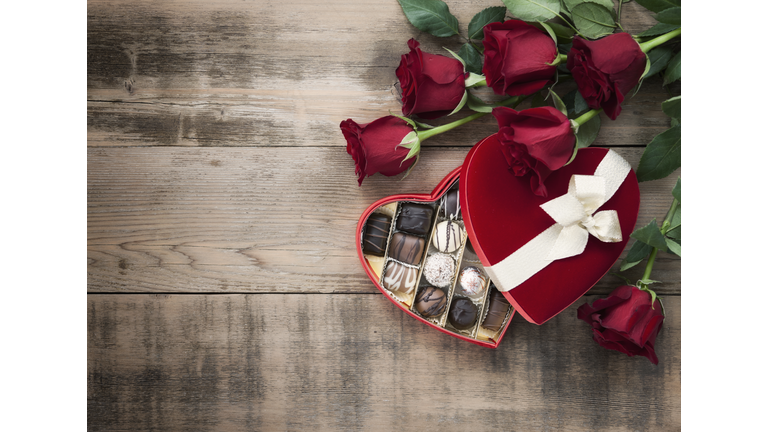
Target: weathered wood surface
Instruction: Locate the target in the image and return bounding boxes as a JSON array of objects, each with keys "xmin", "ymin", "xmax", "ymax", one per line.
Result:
[
  {"xmin": 88, "ymin": 294, "xmax": 681, "ymax": 431},
  {"xmin": 88, "ymin": 0, "xmax": 682, "ymax": 429},
  {"xmin": 87, "ymin": 0, "xmax": 675, "ymax": 148},
  {"xmin": 88, "ymin": 146, "xmax": 680, "ymax": 294}
]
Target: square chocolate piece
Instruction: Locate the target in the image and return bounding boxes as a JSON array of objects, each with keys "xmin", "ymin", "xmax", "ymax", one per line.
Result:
[
  {"xmin": 383, "ymin": 261, "xmax": 419, "ymax": 294},
  {"xmin": 362, "ymin": 213, "xmax": 391, "ymax": 257},
  {"xmin": 388, "ymin": 232, "xmax": 425, "ymax": 265},
  {"xmin": 396, "ymin": 203, "xmax": 434, "ymax": 236}
]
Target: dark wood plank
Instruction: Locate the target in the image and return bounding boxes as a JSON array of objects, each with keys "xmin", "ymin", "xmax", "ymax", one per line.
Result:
[
  {"xmin": 87, "ymin": 0, "xmax": 675, "ymax": 148},
  {"xmin": 88, "ymin": 146, "xmax": 681, "ymax": 294},
  {"xmin": 88, "ymin": 293, "xmax": 681, "ymax": 431}
]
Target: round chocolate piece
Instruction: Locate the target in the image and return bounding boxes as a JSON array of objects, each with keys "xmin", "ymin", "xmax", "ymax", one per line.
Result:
[
  {"xmin": 415, "ymin": 286, "xmax": 447, "ymax": 318},
  {"xmin": 432, "ymin": 220, "xmax": 462, "ymax": 253},
  {"xmin": 459, "ymin": 266, "xmax": 486, "ymax": 298},
  {"xmin": 448, "ymin": 298, "xmax": 478, "ymax": 330},
  {"xmin": 423, "ymin": 253, "xmax": 455, "ymax": 287}
]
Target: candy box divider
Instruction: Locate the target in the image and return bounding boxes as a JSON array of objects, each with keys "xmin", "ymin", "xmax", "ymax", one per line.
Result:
[
  {"xmin": 361, "ymin": 207, "xmax": 402, "ymax": 304},
  {"xmin": 380, "ymin": 200, "xmax": 439, "ymax": 307},
  {"xmin": 411, "ymin": 211, "xmax": 466, "ymax": 328},
  {"xmin": 444, "ymin": 253, "xmax": 492, "ymax": 339}
]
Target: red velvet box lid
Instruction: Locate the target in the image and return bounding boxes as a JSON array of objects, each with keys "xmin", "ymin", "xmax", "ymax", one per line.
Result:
[{"xmin": 460, "ymin": 134, "xmax": 640, "ymax": 325}]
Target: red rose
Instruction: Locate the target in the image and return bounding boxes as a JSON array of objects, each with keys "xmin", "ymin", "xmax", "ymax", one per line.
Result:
[
  {"xmin": 492, "ymin": 106, "xmax": 575, "ymax": 197},
  {"xmin": 396, "ymin": 39, "xmax": 468, "ymax": 119},
  {"xmin": 340, "ymin": 116, "xmax": 417, "ymax": 186},
  {"xmin": 577, "ymin": 286, "xmax": 664, "ymax": 365},
  {"xmin": 482, "ymin": 20, "xmax": 558, "ymax": 97},
  {"xmin": 567, "ymin": 33, "xmax": 647, "ymax": 120}
]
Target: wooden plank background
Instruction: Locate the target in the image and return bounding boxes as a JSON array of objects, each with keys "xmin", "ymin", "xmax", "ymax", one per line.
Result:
[{"xmin": 87, "ymin": 0, "xmax": 681, "ymax": 430}]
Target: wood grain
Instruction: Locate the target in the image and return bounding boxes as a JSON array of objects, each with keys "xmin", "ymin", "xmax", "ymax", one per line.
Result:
[
  {"xmin": 88, "ymin": 294, "xmax": 681, "ymax": 431},
  {"xmin": 87, "ymin": 0, "xmax": 676, "ymax": 148},
  {"xmin": 88, "ymin": 146, "xmax": 680, "ymax": 294}
]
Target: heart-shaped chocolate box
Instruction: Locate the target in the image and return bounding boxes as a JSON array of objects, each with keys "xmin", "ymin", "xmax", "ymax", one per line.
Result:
[{"xmin": 356, "ymin": 134, "xmax": 640, "ymax": 348}]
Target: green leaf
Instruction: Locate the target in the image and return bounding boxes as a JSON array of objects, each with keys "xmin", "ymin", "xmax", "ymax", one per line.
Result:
[
  {"xmin": 397, "ymin": 0, "xmax": 460, "ymax": 37},
  {"xmin": 468, "ymin": 6, "xmax": 506, "ymax": 40},
  {"xmin": 634, "ymin": 0, "xmax": 678, "ymax": 13},
  {"xmin": 645, "ymin": 45, "xmax": 673, "ymax": 78},
  {"xmin": 457, "ymin": 44, "xmax": 484, "ymax": 75},
  {"xmin": 662, "ymin": 96, "xmax": 681, "ymax": 123},
  {"xmin": 466, "ymin": 92, "xmax": 494, "ymax": 113},
  {"xmin": 563, "ymin": 0, "xmax": 614, "ymax": 11},
  {"xmin": 672, "ymin": 177, "xmax": 681, "ymax": 202},
  {"xmin": 655, "ymin": 7, "xmax": 681, "ymax": 25},
  {"xmin": 666, "ymin": 225, "xmax": 680, "ymax": 240},
  {"xmin": 574, "ymin": 111, "xmax": 600, "ymax": 148},
  {"xmin": 449, "ymin": 91, "xmax": 469, "ymax": 116},
  {"xmin": 562, "ymin": 88, "xmax": 589, "ymax": 116},
  {"xmin": 502, "ymin": 0, "xmax": 560, "ymax": 22},
  {"xmin": 665, "ymin": 237, "xmax": 681, "ymax": 256},
  {"xmin": 636, "ymin": 124, "xmax": 680, "ymax": 182},
  {"xmin": 549, "ymin": 88, "xmax": 568, "ymax": 116},
  {"xmin": 530, "ymin": 91, "xmax": 547, "ymax": 108},
  {"xmin": 571, "ymin": 3, "xmax": 615, "ymax": 39},
  {"xmin": 546, "ymin": 21, "xmax": 575, "ymax": 42},
  {"xmin": 630, "ymin": 219, "xmax": 668, "ymax": 250},
  {"xmin": 620, "ymin": 240, "xmax": 653, "ymax": 271},
  {"xmin": 667, "ymin": 205, "xmax": 681, "ymax": 232},
  {"xmin": 663, "ymin": 51, "xmax": 681, "ymax": 86},
  {"xmin": 637, "ymin": 22, "xmax": 679, "ymax": 38}
]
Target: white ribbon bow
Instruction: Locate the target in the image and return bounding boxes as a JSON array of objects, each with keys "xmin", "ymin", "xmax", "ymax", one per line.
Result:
[
  {"xmin": 484, "ymin": 149, "xmax": 631, "ymax": 292},
  {"xmin": 539, "ymin": 174, "xmax": 622, "ymax": 261}
]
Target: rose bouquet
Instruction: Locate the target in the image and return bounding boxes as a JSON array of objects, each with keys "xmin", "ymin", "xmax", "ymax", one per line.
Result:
[{"xmin": 341, "ymin": 0, "xmax": 681, "ymax": 363}]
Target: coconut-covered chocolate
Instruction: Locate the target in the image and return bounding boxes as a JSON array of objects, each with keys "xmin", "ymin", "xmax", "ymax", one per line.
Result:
[
  {"xmin": 448, "ymin": 298, "xmax": 478, "ymax": 330},
  {"xmin": 362, "ymin": 213, "xmax": 391, "ymax": 257},
  {"xmin": 415, "ymin": 286, "xmax": 447, "ymax": 318},
  {"xmin": 388, "ymin": 232, "xmax": 425, "ymax": 265},
  {"xmin": 423, "ymin": 253, "xmax": 455, "ymax": 287}
]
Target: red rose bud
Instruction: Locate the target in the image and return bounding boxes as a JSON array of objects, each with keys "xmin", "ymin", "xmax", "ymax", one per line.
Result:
[
  {"xmin": 482, "ymin": 20, "xmax": 558, "ymax": 97},
  {"xmin": 577, "ymin": 286, "xmax": 665, "ymax": 365},
  {"xmin": 492, "ymin": 106, "xmax": 575, "ymax": 198},
  {"xmin": 340, "ymin": 116, "xmax": 417, "ymax": 186},
  {"xmin": 567, "ymin": 33, "xmax": 647, "ymax": 120},
  {"xmin": 396, "ymin": 39, "xmax": 468, "ymax": 120}
]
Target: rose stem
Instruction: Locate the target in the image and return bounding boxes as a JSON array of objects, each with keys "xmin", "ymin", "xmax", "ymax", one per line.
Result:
[
  {"xmin": 638, "ymin": 28, "xmax": 682, "ymax": 53},
  {"xmin": 416, "ymin": 96, "xmax": 523, "ymax": 142},
  {"xmin": 572, "ymin": 108, "xmax": 602, "ymax": 127},
  {"xmin": 641, "ymin": 197, "xmax": 679, "ymax": 281}
]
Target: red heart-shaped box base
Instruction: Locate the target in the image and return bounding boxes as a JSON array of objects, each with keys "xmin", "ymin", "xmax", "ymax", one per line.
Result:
[{"xmin": 356, "ymin": 134, "xmax": 639, "ymax": 347}]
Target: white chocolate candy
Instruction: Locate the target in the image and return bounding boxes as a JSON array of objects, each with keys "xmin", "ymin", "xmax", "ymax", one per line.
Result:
[
  {"xmin": 432, "ymin": 220, "xmax": 463, "ymax": 253},
  {"xmin": 459, "ymin": 266, "xmax": 486, "ymax": 299}
]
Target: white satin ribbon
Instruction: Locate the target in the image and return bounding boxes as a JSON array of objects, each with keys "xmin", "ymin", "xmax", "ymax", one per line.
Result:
[{"xmin": 486, "ymin": 150, "xmax": 631, "ymax": 292}]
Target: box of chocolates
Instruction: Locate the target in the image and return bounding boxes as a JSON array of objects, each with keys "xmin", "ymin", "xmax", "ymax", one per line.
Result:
[{"xmin": 356, "ymin": 134, "xmax": 640, "ymax": 347}]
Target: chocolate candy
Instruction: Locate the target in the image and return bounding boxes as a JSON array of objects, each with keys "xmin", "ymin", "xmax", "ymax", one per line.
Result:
[
  {"xmin": 388, "ymin": 232, "xmax": 425, "ymax": 265},
  {"xmin": 440, "ymin": 189, "xmax": 461, "ymax": 220},
  {"xmin": 396, "ymin": 203, "xmax": 434, "ymax": 236},
  {"xmin": 415, "ymin": 286, "xmax": 447, "ymax": 318},
  {"xmin": 383, "ymin": 261, "xmax": 419, "ymax": 294},
  {"xmin": 448, "ymin": 298, "xmax": 478, "ymax": 330},
  {"xmin": 362, "ymin": 213, "xmax": 391, "ymax": 257},
  {"xmin": 482, "ymin": 288, "xmax": 510, "ymax": 332},
  {"xmin": 459, "ymin": 266, "xmax": 486, "ymax": 298},
  {"xmin": 423, "ymin": 253, "xmax": 455, "ymax": 287},
  {"xmin": 432, "ymin": 220, "xmax": 462, "ymax": 253}
]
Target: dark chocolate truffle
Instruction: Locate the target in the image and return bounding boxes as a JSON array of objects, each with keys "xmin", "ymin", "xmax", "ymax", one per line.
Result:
[
  {"xmin": 481, "ymin": 288, "xmax": 511, "ymax": 332},
  {"xmin": 448, "ymin": 298, "xmax": 478, "ymax": 330},
  {"xmin": 415, "ymin": 286, "xmax": 447, "ymax": 318},
  {"xmin": 396, "ymin": 203, "xmax": 434, "ymax": 236},
  {"xmin": 440, "ymin": 189, "xmax": 461, "ymax": 220},
  {"xmin": 388, "ymin": 232, "xmax": 425, "ymax": 265},
  {"xmin": 362, "ymin": 213, "xmax": 391, "ymax": 257},
  {"xmin": 383, "ymin": 261, "xmax": 419, "ymax": 294}
]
